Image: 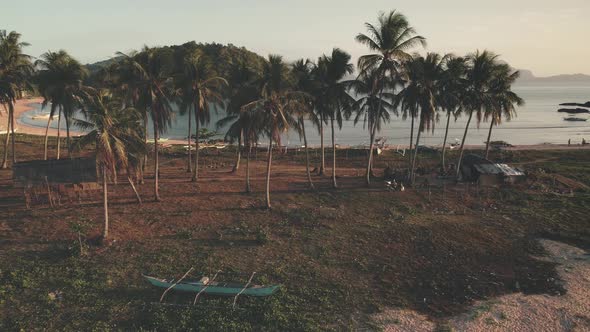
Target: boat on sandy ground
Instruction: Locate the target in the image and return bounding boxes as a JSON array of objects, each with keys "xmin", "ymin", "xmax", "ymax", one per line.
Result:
[
  {"xmin": 558, "ymin": 108, "xmax": 590, "ymax": 114},
  {"xmin": 564, "ymin": 117, "xmax": 588, "ymax": 122},
  {"xmin": 143, "ymin": 274, "xmax": 280, "ymax": 297}
]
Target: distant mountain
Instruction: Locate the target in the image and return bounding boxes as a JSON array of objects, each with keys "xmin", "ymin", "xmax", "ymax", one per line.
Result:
[{"xmin": 517, "ymin": 69, "xmax": 590, "ymax": 84}]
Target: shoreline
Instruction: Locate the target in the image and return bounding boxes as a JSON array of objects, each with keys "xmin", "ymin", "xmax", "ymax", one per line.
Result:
[{"xmin": 9, "ymin": 98, "xmax": 590, "ymax": 151}]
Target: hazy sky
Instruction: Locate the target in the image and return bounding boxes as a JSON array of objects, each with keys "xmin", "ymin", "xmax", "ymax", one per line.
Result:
[{"xmin": 3, "ymin": 0, "xmax": 589, "ymax": 76}]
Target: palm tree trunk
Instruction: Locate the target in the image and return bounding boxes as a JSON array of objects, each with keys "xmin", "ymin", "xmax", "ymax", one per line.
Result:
[
  {"xmin": 441, "ymin": 111, "xmax": 451, "ymax": 170},
  {"xmin": 43, "ymin": 115, "xmax": 52, "ymax": 160},
  {"xmin": 66, "ymin": 117, "xmax": 71, "ymax": 158},
  {"xmin": 366, "ymin": 120, "xmax": 375, "ymax": 186},
  {"xmin": 408, "ymin": 115, "xmax": 414, "ymax": 171},
  {"xmin": 127, "ymin": 175, "xmax": 142, "ymax": 204},
  {"xmin": 112, "ymin": 166, "xmax": 118, "ymax": 185},
  {"xmin": 265, "ymin": 134, "xmax": 273, "ymax": 209},
  {"xmin": 187, "ymin": 106, "xmax": 192, "ymax": 173},
  {"xmin": 233, "ymin": 129, "xmax": 242, "ymax": 173},
  {"xmin": 246, "ymin": 143, "xmax": 251, "ymax": 193},
  {"xmin": 192, "ymin": 110, "xmax": 200, "ymax": 182},
  {"xmin": 456, "ymin": 110, "xmax": 474, "ymax": 179},
  {"xmin": 102, "ymin": 166, "xmax": 109, "ymax": 240},
  {"xmin": 141, "ymin": 113, "xmax": 148, "ymax": 184},
  {"xmin": 411, "ymin": 119, "xmax": 423, "ymax": 186},
  {"xmin": 319, "ymin": 115, "xmax": 325, "ymax": 176},
  {"xmin": 153, "ymin": 121, "xmax": 161, "ymax": 201},
  {"xmin": 1, "ymin": 108, "xmax": 11, "ymax": 169},
  {"xmin": 301, "ymin": 119, "xmax": 314, "ymax": 190},
  {"xmin": 10, "ymin": 102, "xmax": 16, "ymax": 164},
  {"xmin": 330, "ymin": 116, "xmax": 337, "ymax": 188},
  {"xmin": 484, "ymin": 118, "xmax": 495, "ymax": 159},
  {"xmin": 56, "ymin": 109, "xmax": 61, "ymax": 160}
]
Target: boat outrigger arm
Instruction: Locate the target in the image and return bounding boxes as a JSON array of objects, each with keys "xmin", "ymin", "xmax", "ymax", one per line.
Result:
[
  {"xmin": 193, "ymin": 270, "xmax": 222, "ymax": 305},
  {"xmin": 232, "ymin": 272, "xmax": 255, "ymax": 309},
  {"xmin": 159, "ymin": 267, "xmax": 195, "ymax": 303}
]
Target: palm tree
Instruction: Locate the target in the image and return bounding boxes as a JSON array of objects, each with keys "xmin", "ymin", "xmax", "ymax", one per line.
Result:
[
  {"xmin": 0, "ymin": 30, "xmax": 33, "ymax": 169},
  {"xmin": 356, "ymin": 10, "xmax": 425, "ymax": 183},
  {"xmin": 242, "ymin": 55, "xmax": 302, "ymax": 209},
  {"xmin": 75, "ymin": 92, "xmax": 144, "ymax": 240},
  {"xmin": 291, "ymin": 59, "xmax": 318, "ymax": 190},
  {"xmin": 350, "ymin": 68, "xmax": 396, "ymax": 185},
  {"xmin": 218, "ymin": 61, "xmax": 262, "ymax": 174},
  {"xmin": 175, "ymin": 51, "xmax": 227, "ymax": 182},
  {"xmin": 242, "ymin": 109, "xmax": 265, "ymax": 193},
  {"xmin": 111, "ymin": 52, "xmax": 151, "ymax": 183},
  {"xmin": 36, "ymin": 50, "xmax": 89, "ymax": 160},
  {"xmin": 218, "ymin": 62, "xmax": 263, "ymax": 193},
  {"xmin": 116, "ymin": 47, "xmax": 174, "ymax": 201},
  {"xmin": 315, "ymin": 49, "xmax": 355, "ymax": 188},
  {"xmin": 455, "ymin": 50, "xmax": 504, "ymax": 179},
  {"xmin": 397, "ymin": 53, "xmax": 446, "ymax": 184},
  {"xmin": 483, "ymin": 65, "xmax": 523, "ymax": 159},
  {"xmin": 438, "ymin": 56, "xmax": 467, "ymax": 170}
]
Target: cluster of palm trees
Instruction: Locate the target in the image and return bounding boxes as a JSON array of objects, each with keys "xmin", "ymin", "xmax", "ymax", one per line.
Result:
[{"xmin": 0, "ymin": 10, "xmax": 524, "ymax": 237}]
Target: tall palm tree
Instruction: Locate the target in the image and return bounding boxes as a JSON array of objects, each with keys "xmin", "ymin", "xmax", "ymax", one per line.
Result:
[
  {"xmin": 0, "ymin": 30, "xmax": 33, "ymax": 169},
  {"xmin": 111, "ymin": 51, "xmax": 151, "ymax": 183},
  {"xmin": 218, "ymin": 62, "xmax": 263, "ymax": 193},
  {"xmin": 315, "ymin": 49, "xmax": 355, "ymax": 188},
  {"xmin": 350, "ymin": 68, "xmax": 396, "ymax": 185},
  {"xmin": 175, "ymin": 51, "xmax": 227, "ymax": 182},
  {"xmin": 397, "ymin": 53, "xmax": 446, "ymax": 184},
  {"xmin": 36, "ymin": 50, "xmax": 89, "ymax": 160},
  {"xmin": 218, "ymin": 61, "xmax": 262, "ymax": 174},
  {"xmin": 455, "ymin": 50, "xmax": 503, "ymax": 179},
  {"xmin": 116, "ymin": 47, "xmax": 174, "ymax": 201},
  {"xmin": 242, "ymin": 55, "xmax": 302, "ymax": 209},
  {"xmin": 291, "ymin": 59, "xmax": 318, "ymax": 190},
  {"xmin": 483, "ymin": 65, "xmax": 524, "ymax": 159},
  {"xmin": 75, "ymin": 92, "xmax": 144, "ymax": 240},
  {"xmin": 242, "ymin": 109, "xmax": 265, "ymax": 193},
  {"xmin": 438, "ymin": 56, "xmax": 467, "ymax": 170},
  {"xmin": 356, "ymin": 10, "xmax": 425, "ymax": 183}
]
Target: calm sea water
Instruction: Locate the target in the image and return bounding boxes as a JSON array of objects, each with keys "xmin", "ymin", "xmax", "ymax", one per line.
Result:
[{"xmin": 19, "ymin": 84, "xmax": 590, "ymax": 147}]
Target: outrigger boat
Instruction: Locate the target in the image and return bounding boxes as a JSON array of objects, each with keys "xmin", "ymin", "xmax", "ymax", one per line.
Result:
[
  {"xmin": 143, "ymin": 269, "xmax": 279, "ymax": 308},
  {"xmin": 143, "ymin": 275, "xmax": 280, "ymax": 297}
]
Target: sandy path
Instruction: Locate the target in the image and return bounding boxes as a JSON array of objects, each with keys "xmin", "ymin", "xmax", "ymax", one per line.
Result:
[{"xmin": 372, "ymin": 239, "xmax": 590, "ymax": 331}]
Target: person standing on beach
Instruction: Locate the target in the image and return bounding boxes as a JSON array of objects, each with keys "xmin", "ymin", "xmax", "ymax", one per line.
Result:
[{"xmin": 568, "ymin": 139, "xmax": 571, "ymax": 146}]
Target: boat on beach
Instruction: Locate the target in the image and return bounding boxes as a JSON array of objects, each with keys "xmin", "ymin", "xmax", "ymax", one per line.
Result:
[
  {"xmin": 563, "ymin": 117, "xmax": 588, "ymax": 122},
  {"xmin": 143, "ymin": 275, "xmax": 280, "ymax": 297},
  {"xmin": 31, "ymin": 113, "xmax": 52, "ymax": 120}
]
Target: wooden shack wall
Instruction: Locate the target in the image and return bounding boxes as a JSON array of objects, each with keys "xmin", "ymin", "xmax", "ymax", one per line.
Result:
[{"xmin": 13, "ymin": 158, "xmax": 97, "ymax": 187}]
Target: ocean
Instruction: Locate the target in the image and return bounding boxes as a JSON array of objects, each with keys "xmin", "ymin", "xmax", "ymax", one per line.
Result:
[{"xmin": 18, "ymin": 84, "xmax": 590, "ymax": 147}]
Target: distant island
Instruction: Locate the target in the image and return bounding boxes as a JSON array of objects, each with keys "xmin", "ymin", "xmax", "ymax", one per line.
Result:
[{"xmin": 517, "ymin": 69, "xmax": 590, "ymax": 84}]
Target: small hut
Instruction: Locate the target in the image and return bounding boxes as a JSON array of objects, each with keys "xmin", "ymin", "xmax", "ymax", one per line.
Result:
[
  {"xmin": 461, "ymin": 154, "xmax": 525, "ymax": 186},
  {"xmin": 13, "ymin": 157, "xmax": 97, "ymax": 187},
  {"xmin": 13, "ymin": 158, "xmax": 99, "ymax": 207}
]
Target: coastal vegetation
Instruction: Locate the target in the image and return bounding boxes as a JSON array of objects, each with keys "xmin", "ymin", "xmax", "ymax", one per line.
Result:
[{"xmin": 6, "ymin": 9, "xmax": 588, "ymax": 331}]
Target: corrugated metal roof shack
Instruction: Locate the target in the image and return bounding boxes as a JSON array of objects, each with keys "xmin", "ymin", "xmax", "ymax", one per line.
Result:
[
  {"xmin": 13, "ymin": 158, "xmax": 97, "ymax": 187},
  {"xmin": 461, "ymin": 154, "xmax": 525, "ymax": 186}
]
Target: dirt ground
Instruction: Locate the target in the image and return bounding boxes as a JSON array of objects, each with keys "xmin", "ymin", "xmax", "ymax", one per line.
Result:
[
  {"xmin": 1, "ymin": 136, "xmax": 590, "ymax": 330},
  {"xmin": 372, "ymin": 239, "xmax": 590, "ymax": 331}
]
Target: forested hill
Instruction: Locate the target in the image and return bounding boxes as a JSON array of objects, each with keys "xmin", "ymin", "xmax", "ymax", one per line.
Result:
[{"xmin": 84, "ymin": 41, "xmax": 267, "ymax": 78}]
